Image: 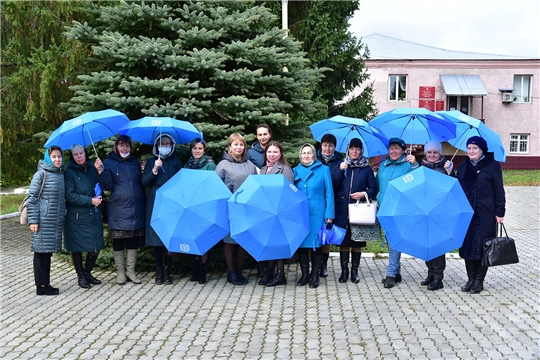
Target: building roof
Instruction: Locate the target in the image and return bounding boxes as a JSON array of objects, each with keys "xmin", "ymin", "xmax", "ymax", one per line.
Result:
[{"xmin": 362, "ymin": 33, "xmax": 533, "ymax": 60}]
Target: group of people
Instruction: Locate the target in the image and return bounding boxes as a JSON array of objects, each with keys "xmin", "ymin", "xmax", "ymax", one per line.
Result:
[{"xmin": 27, "ymin": 120, "xmax": 505, "ymax": 296}]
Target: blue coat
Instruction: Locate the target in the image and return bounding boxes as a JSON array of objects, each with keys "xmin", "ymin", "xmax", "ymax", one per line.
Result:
[
  {"xmin": 376, "ymin": 154, "xmax": 419, "ymax": 205},
  {"xmin": 97, "ymin": 152, "xmax": 146, "ymax": 231},
  {"xmin": 294, "ymin": 161, "xmax": 335, "ymax": 249},
  {"xmin": 247, "ymin": 141, "xmax": 265, "ymax": 168}
]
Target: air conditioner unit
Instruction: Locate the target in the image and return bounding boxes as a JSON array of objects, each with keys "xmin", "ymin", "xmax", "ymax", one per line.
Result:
[{"xmin": 502, "ymin": 92, "xmax": 513, "ymax": 103}]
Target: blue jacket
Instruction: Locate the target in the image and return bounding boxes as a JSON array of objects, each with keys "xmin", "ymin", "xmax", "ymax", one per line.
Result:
[
  {"xmin": 247, "ymin": 141, "xmax": 265, "ymax": 168},
  {"xmin": 376, "ymin": 154, "xmax": 419, "ymax": 205},
  {"xmin": 97, "ymin": 152, "xmax": 146, "ymax": 231},
  {"xmin": 294, "ymin": 161, "xmax": 335, "ymax": 249}
]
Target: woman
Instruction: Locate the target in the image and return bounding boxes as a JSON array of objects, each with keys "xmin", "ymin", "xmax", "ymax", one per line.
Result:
[
  {"xmin": 142, "ymin": 134, "xmax": 182, "ymax": 285},
  {"xmin": 334, "ymin": 138, "xmax": 377, "ymax": 284},
  {"xmin": 454, "ymin": 136, "xmax": 505, "ymax": 294},
  {"xmin": 294, "ymin": 143, "xmax": 334, "ymax": 289},
  {"xmin": 27, "ymin": 146, "xmax": 65, "ymax": 295},
  {"xmin": 376, "ymin": 137, "xmax": 419, "ymax": 289},
  {"xmin": 184, "ymin": 138, "xmax": 216, "ymax": 284},
  {"xmin": 95, "ymin": 135, "xmax": 146, "ymax": 285},
  {"xmin": 64, "ymin": 145, "xmax": 104, "ymax": 289},
  {"xmin": 258, "ymin": 141, "xmax": 295, "ymax": 287},
  {"xmin": 247, "ymin": 123, "xmax": 272, "ymax": 169},
  {"xmin": 216, "ymin": 133, "xmax": 258, "ymax": 285},
  {"xmin": 316, "ymin": 134, "xmax": 343, "ymax": 278},
  {"xmin": 419, "ymin": 141, "xmax": 455, "ymax": 291}
]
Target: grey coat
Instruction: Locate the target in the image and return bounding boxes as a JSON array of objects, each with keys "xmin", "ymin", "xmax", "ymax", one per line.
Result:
[
  {"xmin": 215, "ymin": 151, "xmax": 258, "ymax": 193},
  {"xmin": 27, "ymin": 160, "xmax": 65, "ymax": 253},
  {"xmin": 260, "ymin": 162, "xmax": 294, "ymax": 183}
]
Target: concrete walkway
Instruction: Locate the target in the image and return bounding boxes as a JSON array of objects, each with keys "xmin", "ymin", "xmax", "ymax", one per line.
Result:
[{"xmin": 1, "ymin": 187, "xmax": 539, "ymax": 359}]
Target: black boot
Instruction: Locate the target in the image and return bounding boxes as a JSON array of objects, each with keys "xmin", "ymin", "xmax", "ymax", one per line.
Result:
[
  {"xmin": 427, "ymin": 278, "xmax": 444, "ymax": 291},
  {"xmin": 227, "ymin": 270, "xmax": 245, "ymax": 285},
  {"xmin": 198, "ymin": 263, "xmax": 207, "ymax": 284},
  {"xmin": 266, "ymin": 270, "xmax": 287, "ymax": 287},
  {"xmin": 155, "ymin": 267, "xmax": 164, "ymax": 285},
  {"xmin": 350, "ymin": 252, "xmax": 361, "ymax": 284},
  {"xmin": 297, "ymin": 251, "xmax": 310, "ymax": 286},
  {"xmin": 190, "ymin": 258, "xmax": 200, "ymax": 282},
  {"xmin": 320, "ymin": 253, "xmax": 329, "ymax": 278},
  {"xmin": 461, "ymin": 260, "xmax": 477, "ymax": 292},
  {"xmin": 163, "ymin": 255, "xmax": 172, "ymax": 285},
  {"xmin": 71, "ymin": 253, "xmax": 91, "ymax": 289},
  {"xmin": 421, "ymin": 275, "xmax": 434, "ymax": 286},
  {"xmin": 309, "ymin": 252, "xmax": 323, "ymax": 288},
  {"xmin": 257, "ymin": 262, "xmax": 266, "ymax": 278},
  {"xmin": 470, "ymin": 263, "xmax": 488, "ymax": 294},
  {"xmin": 83, "ymin": 252, "xmax": 101, "ymax": 285},
  {"xmin": 383, "ymin": 276, "xmax": 396, "ymax": 288},
  {"xmin": 338, "ymin": 252, "xmax": 349, "ymax": 283},
  {"xmin": 258, "ymin": 268, "xmax": 274, "ymax": 285}
]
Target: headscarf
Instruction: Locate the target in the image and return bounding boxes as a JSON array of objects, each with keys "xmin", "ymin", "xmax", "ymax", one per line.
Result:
[
  {"xmin": 152, "ymin": 133, "xmax": 176, "ymax": 158},
  {"xmin": 299, "ymin": 143, "xmax": 316, "ymax": 167},
  {"xmin": 44, "ymin": 147, "xmax": 63, "ymax": 166}
]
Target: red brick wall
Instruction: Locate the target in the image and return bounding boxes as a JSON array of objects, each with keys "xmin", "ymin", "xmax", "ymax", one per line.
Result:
[{"xmin": 501, "ymin": 157, "xmax": 540, "ymax": 170}]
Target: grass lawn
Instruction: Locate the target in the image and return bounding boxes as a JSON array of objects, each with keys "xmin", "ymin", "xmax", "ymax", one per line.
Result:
[{"xmin": 1, "ymin": 194, "xmax": 26, "ymax": 215}]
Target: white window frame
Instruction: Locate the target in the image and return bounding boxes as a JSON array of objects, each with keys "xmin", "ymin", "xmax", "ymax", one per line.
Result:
[
  {"xmin": 513, "ymin": 75, "xmax": 532, "ymax": 103},
  {"xmin": 388, "ymin": 75, "xmax": 407, "ymax": 101},
  {"xmin": 509, "ymin": 134, "xmax": 529, "ymax": 154}
]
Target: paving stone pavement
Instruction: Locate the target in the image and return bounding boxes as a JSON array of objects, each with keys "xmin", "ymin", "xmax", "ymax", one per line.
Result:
[{"xmin": 1, "ymin": 187, "xmax": 539, "ymax": 359}]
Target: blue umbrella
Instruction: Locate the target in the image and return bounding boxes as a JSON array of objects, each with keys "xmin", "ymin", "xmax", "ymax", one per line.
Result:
[
  {"xmin": 436, "ymin": 110, "xmax": 506, "ymax": 162},
  {"xmin": 310, "ymin": 115, "xmax": 389, "ymax": 156},
  {"xmin": 370, "ymin": 107, "xmax": 457, "ymax": 147},
  {"xmin": 228, "ymin": 174, "xmax": 310, "ymax": 261},
  {"xmin": 377, "ymin": 167, "xmax": 474, "ymax": 261},
  {"xmin": 44, "ymin": 109, "xmax": 130, "ymax": 156},
  {"xmin": 117, "ymin": 116, "xmax": 202, "ymax": 145},
  {"xmin": 150, "ymin": 169, "xmax": 232, "ymax": 255}
]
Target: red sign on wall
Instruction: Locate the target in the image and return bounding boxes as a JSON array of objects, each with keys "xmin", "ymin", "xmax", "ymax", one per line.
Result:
[
  {"xmin": 435, "ymin": 100, "xmax": 445, "ymax": 111},
  {"xmin": 419, "ymin": 86, "xmax": 435, "ymax": 99},
  {"xmin": 419, "ymin": 100, "xmax": 435, "ymax": 111}
]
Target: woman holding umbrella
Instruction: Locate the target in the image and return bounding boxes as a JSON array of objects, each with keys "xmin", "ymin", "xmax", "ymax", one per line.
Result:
[
  {"xmin": 376, "ymin": 137, "xmax": 419, "ymax": 289},
  {"xmin": 333, "ymin": 138, "xmax": 377, "ymax": 284},
  {"xmin": 185, "ymin": 138, "xmax": 216, "ymax": 285},
  {"xmin": 452, "ymin": 136, "xmax": 505, "ymax": 294},
  {"xmin": 216, "ymin": 133, "xmax": 258, "ymax": 285},
  {"xmin": 64, "ymin": 145, "xmax": 104, "ymax": 289},
  {"xmin": 95, "ymin": 135, "xmax": 146, "ymax": 285},
  {"xmin": 142, "ymin": 134, "xmax": 183, "ymax": 285},
  {"xmin": 316, "ymin": 133, "xmax": 343, "ymax": 278},
  {"xmin": 257, "ymin": 141, "xmax": 295, "ymax": 287},
  {"xmin": 27, "ymin": 146, "xmax": 65, "ymax": 295},
  {"xmin": 294, "ymin": 143, "xmax": 335, "ymax": 289}
]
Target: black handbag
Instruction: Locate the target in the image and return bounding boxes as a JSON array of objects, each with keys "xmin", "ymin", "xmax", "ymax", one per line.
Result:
[
  {"xmin": 481, "ymin": 223, "xmax": 519, "ymax": 267},
  {"xmin": 101, "ymin": 194, "xmax": 110, "ymax": 224}
]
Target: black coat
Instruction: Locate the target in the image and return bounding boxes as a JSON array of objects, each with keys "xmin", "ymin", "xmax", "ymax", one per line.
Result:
[
  {"xmin": 317, "ymin": 151, "xmax": 343, "ymax": 197},
  {"xmin": 97, "ymin": 152, "xmax": 146, "ymax": 231},
  {"xmin": 458, "ymin": 153, "xmax": 505, "ymax": 260}
]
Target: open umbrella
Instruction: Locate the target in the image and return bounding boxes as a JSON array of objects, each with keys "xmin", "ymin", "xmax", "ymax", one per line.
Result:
[
  {"xmin": 370, "ymin": 107, "xmax": 456, "ymax": 148},
  {"xmin": 310, "ymin": 115, "xmax": 389, "ymax": 156},
  {"xmin": 150, "ymin": 169, "xmax": 232, "ymax": 255},
  {"xmin": 436, "ymin": 110, "xmax": 506, "ymax": 162},
  {"xmin": 228, "ymin": 174, "xmax": 310, "ymax": 261},
  {"xmin": 377, "ymin": 167, "xmax": 474, "ymax": 261},
  {"xmin": 44, "ymin": 109, "xmax": 130, "ymax": 156},
  {"xmin": 117, "ymin": 116, "xmax": 202, "ymax": 145}
]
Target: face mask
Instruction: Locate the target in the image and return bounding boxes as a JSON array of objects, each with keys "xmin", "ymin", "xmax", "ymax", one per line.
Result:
[
  {"xmin": 158, "ymin": 147, "xmax": 172, "ymax": 156},
  {"xmin": 120, "ymin": 152, "xmax": 130, "ymax": 159}
]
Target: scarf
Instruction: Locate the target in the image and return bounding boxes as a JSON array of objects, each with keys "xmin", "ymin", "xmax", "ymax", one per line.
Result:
[
  {"xmin": 265, "ymin": 160, "xmax": 277, "ymax": 172},
  {"xmin": 421, "ymin": 154, "xmax": 446, "ymax": 171},
  {"xmin": 186, "ymin": 154, "xmax": 214, "ymax": 169},
  {"xmin": 345, "ymin": 154, "xmax": 369, "ymax": 168},
  {"xmin": 317, "ymin": 149, "xmax": 338, "ymax": 164}
]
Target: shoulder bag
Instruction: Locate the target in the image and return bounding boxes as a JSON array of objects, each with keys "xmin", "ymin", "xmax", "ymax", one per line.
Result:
[
  {"xmin": 481, "ymin": 223, "xmax": 519, "ymax": 267},
  {"xmin": 20, "ymin": 170, "xmax": 46, "ymax": 225},
  {"xmin": 348, "ymin": 170, "xmax": 378, "ymax": 225}
]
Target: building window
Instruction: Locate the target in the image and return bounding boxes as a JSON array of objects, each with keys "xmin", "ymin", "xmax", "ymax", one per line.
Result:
[
  {"xmin": 509, "ymin": 134, "xmax": 529, "ymax": 153},
  {"xmin": 513, "ymin": 75, "xmax": 531, "ymax": 103},
  {"xmin": 389, "ymin": 75, "xmax": 407, "ymax": 101},
  {"xmin": 447, "ymin": 96, "xmax": 470, "ymax": 115}
]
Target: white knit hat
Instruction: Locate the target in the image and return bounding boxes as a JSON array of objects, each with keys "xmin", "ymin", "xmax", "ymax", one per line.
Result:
[{"xmin": 424, "ymin": 140, "xmax": 442, "ymax": 154}]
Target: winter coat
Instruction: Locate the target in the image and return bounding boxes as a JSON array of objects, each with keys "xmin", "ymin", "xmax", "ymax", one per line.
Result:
[
  {"xmin": 215, "ymin": 151, "xmax": 258, "ymax": 193},
  {"xmin": 142, "ymin": 155, "xmax": 183, "ymax": 247},
  {"xmin": 97, "ymin": 152, "xmax": 146, "ymax": 231},
  {"xmin": 294, "ymin": 161, "xmax": 335, "ymax": 249},
  {"xmin": 317, "ymin": 150, "xmax": 344, "ymax": 196},
  {"xmin": 247, "ymin": 141, "xmax": 265, "ymax": 168},
  {"xmin": 376, "ymin": 154, "xmax": 419, "ymax": 205},
  {"xmin": 458, "ymin": 153, "xmax": 505, "ymax": 260},
  {"xmin": 27, "ymin": 160, "xmax": 65, "ymax": 253},
  {"xmin": 260, "ymin": 162, "xmax": 294, "ymax": 183},
  {"xmin": 420, "ymin": 154, "xmax": 455, "ymax": 177},
  {"xmin": 333, "ymin": 165, "xmax": 377, "ymax": 229},
  {"xmin": 64, "ymin": 158, "xmax": 104, "ymax": 253}
]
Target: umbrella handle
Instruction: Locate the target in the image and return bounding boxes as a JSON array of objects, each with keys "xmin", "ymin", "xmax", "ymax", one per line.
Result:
[{"xmin": 85, "ymin": 126, "xmax": 99, "ymax": 159}]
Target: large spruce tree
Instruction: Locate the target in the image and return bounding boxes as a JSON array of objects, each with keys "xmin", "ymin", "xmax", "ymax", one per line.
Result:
[{"xmin": 65, "ymin": 1, "xmax": 325, "ymax": 156}]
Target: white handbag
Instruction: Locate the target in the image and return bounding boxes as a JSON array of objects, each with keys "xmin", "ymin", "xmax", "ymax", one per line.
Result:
[{"xmin": 347, "ymin": 170, "xmax": 378, "ymax": 225}]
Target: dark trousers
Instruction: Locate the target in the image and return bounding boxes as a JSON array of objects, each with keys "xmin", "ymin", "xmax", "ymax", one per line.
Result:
[
  {"xmin": 425, "ymin": 255, "xmax": 446, "ymax": 280},
  {"xmin": 34, "ymin": 252, "xmax": 52, "ymax": 286}
]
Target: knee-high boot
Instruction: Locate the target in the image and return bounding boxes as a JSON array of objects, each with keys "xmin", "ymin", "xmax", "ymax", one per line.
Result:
[
  {"xmin": 297, "ymin": 251, "xmax": 310, "ymax": 286},
  {"xmin": 190, "ymin": 257, "xmax": 200, "ymax": 282},
  {"xmin": 126, "ymin": 249, "xmax": 142, "ymax": 284},
  {"xmin": 338, "ymin": 251, "xmax": 349, "ymax": 283},
  {"xmin": 84, "ymin": 252, "xmax": 101, "ymax": 284},
  {"xmin": 470, "ymin": 262, "xmax": 489, "ymax": 294},
  {"xmin": 350, "ymin": 251, "xmax": 362, "ymax": 284},
  {"xmin": 320, "ymin": 252, "xmax": 329, "ymax": 278},
  {"xmin": 309, "ymin": 252, "xmax": 323, "ymax": 288},
  {"xmin": 461, "ymin": 260, "xmax": 477, "ymax": 292},
  {"xmin": 113, "ymin": 250, "xmax": 126, "ymax": 285},
  {"xmin": 71, "ymin": 252, "xmax": 91, "ymax": 289}
]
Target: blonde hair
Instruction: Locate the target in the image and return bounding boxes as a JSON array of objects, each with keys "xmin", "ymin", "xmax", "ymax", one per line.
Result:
[{"xmin": 227, "ymin": 133, "xmax": 247, "ymax": 158}]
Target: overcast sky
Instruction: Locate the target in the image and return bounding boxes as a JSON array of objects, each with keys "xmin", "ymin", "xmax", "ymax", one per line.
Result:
[{"xmin": 348, "ymin": 0, "xmax": 540, "ymax": 58}]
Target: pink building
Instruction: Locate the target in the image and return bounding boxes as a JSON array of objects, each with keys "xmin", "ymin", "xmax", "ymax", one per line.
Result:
[{"xmin": 355, "ymin": 34, "xmax": 540, "ymax": 169}]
